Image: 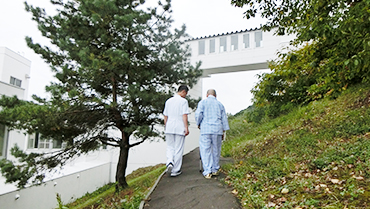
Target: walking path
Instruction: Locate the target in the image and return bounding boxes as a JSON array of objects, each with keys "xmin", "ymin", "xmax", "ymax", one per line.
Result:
[{"xmin": 141, "ymin": 147, "xmax": 241, "ymax": 209}]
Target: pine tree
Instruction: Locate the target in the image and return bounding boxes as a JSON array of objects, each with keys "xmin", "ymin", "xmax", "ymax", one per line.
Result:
[{"xmin": 0, "ymin": 0, "xmax": 202, "ymax": 189}]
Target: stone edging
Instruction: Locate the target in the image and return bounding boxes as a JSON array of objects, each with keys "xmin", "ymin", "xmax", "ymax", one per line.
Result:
[{"xmin": 138, "ymin": 169, "xmax": 166, "ymax": 209}]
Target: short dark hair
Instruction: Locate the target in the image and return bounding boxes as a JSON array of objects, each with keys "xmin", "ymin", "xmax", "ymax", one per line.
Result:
[{"xmin": 178, "ymin": 85, "xmax": 189, "ymax": 92}]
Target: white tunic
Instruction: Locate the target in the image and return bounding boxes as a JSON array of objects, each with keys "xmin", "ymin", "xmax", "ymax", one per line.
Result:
[{"xmin": 163, "ymin": 94, "xmax": 190, "ymax": 135}]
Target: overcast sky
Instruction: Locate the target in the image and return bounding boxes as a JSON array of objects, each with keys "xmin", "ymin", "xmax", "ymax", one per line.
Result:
[{"xmin": 0, "ymin": 0, "xmax": 267, "ymax": 114}]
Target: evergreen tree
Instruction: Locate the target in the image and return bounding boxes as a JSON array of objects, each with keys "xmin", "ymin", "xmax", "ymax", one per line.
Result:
[{"xmin": 0, "ymin": 0, "xmax": 202, "ymax": 189}]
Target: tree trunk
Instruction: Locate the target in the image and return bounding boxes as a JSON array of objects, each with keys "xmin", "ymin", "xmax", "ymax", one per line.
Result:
[{"xmin": 116, "ymin": 135, "xmax": 129, "ymax": 189}]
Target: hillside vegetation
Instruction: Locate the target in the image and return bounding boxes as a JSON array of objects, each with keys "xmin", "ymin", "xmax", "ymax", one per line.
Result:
[
  {"xmin": 221, "ymin": 83, "xmax": 370, "ymax": 208},
  {"xmin": 58, "ymin": 164, "xmax": 165, "ymax": 209}
]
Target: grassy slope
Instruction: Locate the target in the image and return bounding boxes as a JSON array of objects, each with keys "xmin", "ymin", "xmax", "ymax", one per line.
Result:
[
  {"xmin": 222, "ymin": 83, "xmax": 370, "ymax": 208},
  {"xmin": 62, "ymin": 164, "xmax": 165, "ymax": 209}
]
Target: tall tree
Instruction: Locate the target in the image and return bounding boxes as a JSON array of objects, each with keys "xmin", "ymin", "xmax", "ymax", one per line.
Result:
[
  {"xmin": 232, "ymin": 0, "xmax": 370, "ymax": 106},
  {"xmin": 0, "ymin": 0, "xmax": 202, "ymax": 189}
]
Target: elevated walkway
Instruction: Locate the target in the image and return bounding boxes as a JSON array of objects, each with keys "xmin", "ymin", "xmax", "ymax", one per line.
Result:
[{"xmin": 186, "ymin": 28, "xmax": 295, "ymax": 77}]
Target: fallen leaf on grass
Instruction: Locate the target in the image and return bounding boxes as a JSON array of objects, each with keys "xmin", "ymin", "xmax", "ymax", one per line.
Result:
[
  {"xmin": 352, "ymin": 175, "xmax": 364, "ymax": 180},
  {"xmin": 267, "ymin": 202, "xmax": 276, "ymax": 207},
  {"xmin": 277, "ymin": 197, "xmax": 287, "ymax": 203},
  {"xmin": 331, "ymin": 179, "xmax": 340, "ymax": 184},
  {"xmin": 281, "ymin": 188, "xmax": 289, "ymax": 194}
]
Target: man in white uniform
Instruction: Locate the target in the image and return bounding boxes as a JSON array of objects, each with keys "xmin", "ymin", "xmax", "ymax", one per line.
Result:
[{"xmin": 163, "ymin": 85, "xmax": 190, "ymax": 177}]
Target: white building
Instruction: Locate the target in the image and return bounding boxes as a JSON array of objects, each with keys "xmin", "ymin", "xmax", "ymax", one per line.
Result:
[
  {"xmin": 0, "ymin": 47, "xmax": 31, "ymax": 161},
  {"xmin": 0, "ymin": 28, "xmax": 294, "ymax": 209}
]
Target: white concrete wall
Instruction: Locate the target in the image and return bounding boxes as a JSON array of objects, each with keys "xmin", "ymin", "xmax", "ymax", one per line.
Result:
[
  {"xmin": 0, "ymin": 162, "xmax": 110, "ymax": 209},
  {"xmin": 0, "ymin": 47, "xmax": 31, "ymax": 161},
  {"xmin": 0, "ymin": 81, "xmax": 25, "ymax": 98},
  {"xmin": 4, "ymin": 130, "xmax": 27, "ymax": 162}
]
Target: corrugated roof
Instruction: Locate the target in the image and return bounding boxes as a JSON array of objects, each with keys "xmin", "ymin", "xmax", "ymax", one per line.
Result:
[{"xmin": 185, "ymin": 27, "xmax": 262, "ymax": 41}]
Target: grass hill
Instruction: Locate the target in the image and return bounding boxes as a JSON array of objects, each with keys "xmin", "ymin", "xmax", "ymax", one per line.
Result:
[{"xmin": 221, "ymin": 83, "xmax": 370, "ymax": 208}]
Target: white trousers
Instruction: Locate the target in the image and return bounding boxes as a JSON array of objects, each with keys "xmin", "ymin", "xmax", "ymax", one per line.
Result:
[
  {"xmin": 199, "ymin": 134, "xmax": 222, "ymax": 176},
  {"xmin": 166, "ymin": 134, "xmax": 185, "ymax": 173}
]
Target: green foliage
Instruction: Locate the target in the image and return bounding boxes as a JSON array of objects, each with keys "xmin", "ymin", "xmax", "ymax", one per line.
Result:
[
  {"xmin": 56, "ymin": 193, "xmax": 69, "ymax": 209},
  {"xmin": 233, "ymin": 0, "xmax": 370, "ymax": 110},
  {"xmin": 65, "ymin": 165, "xmax": 165, "ymax": 209},
  {"xmin": 0, "ymin": 145, "xmax": 46, "ymax": 188},
  {"xmin": 252, "ymin": 44, "xmax": 318, "ymax": 108},
  {"xmin": 236, "ymin": 105, "xmax": 267, "ymax": 124},
  {"xmin": 222, "ymin": 83, "xmax": 370, "ymax": 208},
  {"xmin": 0, "ymin": 0, "xmax": 202, "ymax": 188}
]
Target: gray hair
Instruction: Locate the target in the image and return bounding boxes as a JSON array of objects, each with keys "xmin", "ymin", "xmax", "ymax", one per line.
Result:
[{"xmin": 207, "ymin": 89, "xmax": 216, "ymax": 96}]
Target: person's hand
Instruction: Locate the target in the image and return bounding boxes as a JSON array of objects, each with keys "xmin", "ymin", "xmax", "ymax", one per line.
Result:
[
  {"xmin": 222, "ymin": 134, "xmax": 224, "ymax": 140},
  {"xmin": 185, "ymin": 128, "xmax": 189, "ymax": 136},
  {"xmin": 198, "ymin": 125, "xmax": 200, "ymax": 129}
]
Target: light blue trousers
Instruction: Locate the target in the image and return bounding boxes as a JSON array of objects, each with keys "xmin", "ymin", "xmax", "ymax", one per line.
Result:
[
  {"xmin": 199, "ymin": 134, "xmax": 222, "ymax": 176},
  {"xmin": 166, "ymin": 134, "xmax": 185, "ymax": 174}
]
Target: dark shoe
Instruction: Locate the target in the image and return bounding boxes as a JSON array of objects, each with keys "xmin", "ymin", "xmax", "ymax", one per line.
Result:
[{"xmin": 170, "ymin": 170, "xmax": 182, "ymax": 177}]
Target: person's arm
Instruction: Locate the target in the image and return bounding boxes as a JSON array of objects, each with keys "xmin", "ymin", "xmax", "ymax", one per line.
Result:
[
  {"xmin": 183, "ymin": 114, "xmax": 189, "ymax": 136},
  {"xmin": 221, "ymin": 104, "xmax": 229, "ymax": 140},
  {"xmin": 221, "ymin": 105, "xmax": 230, "ymax": 131},
  {"xmin": 195, "ymin": 101, "xmax": 203, "ymax": 129},
  {"xmin": 164, "ymin": 115, "xmax": 168, "ymax": 126}
]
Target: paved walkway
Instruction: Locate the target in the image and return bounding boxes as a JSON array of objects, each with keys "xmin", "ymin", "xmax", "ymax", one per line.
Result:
[{"xmin": 142, "ymin": 148, "xmax": 241, "ymax": 209}]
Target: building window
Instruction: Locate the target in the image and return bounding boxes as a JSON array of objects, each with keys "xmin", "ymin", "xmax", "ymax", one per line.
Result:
[
  {"xmin": 255, "ymin": 31, "xmax": 263, "ymax": 47},
  {"xmin": 231, "ymin": 35, "xmax": 238, "ymax": 51},
  {"xmin": 243, "ymin": 34, "xmax": 250, "ymax": 48},
  {"xmin": 0, "ymin": 124, "xmax": 5, "ymax": 158},
  {"xmin": 219, "ymin": 37, "xmax": 227, "ymax": 52},
  {"xmin": 28, "ymin": 132, "xmax": 62, "ymax": 149},
  {"xmin": 53, "ymin": 139, "xmax": 62, "ymax": 149},
  {"xmin": 209, "ymin": 39, "xmax": 215, "ymax": 53},
  {"xmin": 198, "ymin": 40, "xmax": 205, "ymax": 55},
  {"xmin": 10, "ymin": 76, "xmax": 22, "ymax": 87}
]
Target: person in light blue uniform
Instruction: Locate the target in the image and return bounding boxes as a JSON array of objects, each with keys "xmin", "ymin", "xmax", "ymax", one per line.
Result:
[{"xmin": 195, "ymin": 89, "xmax": 229, "ymax": 179}]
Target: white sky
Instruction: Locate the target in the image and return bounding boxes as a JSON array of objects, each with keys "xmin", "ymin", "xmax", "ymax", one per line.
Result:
[{"xmin": 0, "ymin": 0, "xmax": 267, "ymax": 115}]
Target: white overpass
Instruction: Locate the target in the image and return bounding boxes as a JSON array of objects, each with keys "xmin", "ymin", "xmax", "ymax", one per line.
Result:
[
  {"xmin": 186, "ymin": 28, "xmax": 295, "ymax": 77},
  {"xmin": 185, "ymin": 27, "xmax": 295, "ymax": 115}
]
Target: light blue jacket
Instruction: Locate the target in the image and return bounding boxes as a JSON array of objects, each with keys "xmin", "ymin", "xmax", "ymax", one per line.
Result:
[{"xmin": 195, "ymin": 95, "xmax": 229, "ymax": 135}]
